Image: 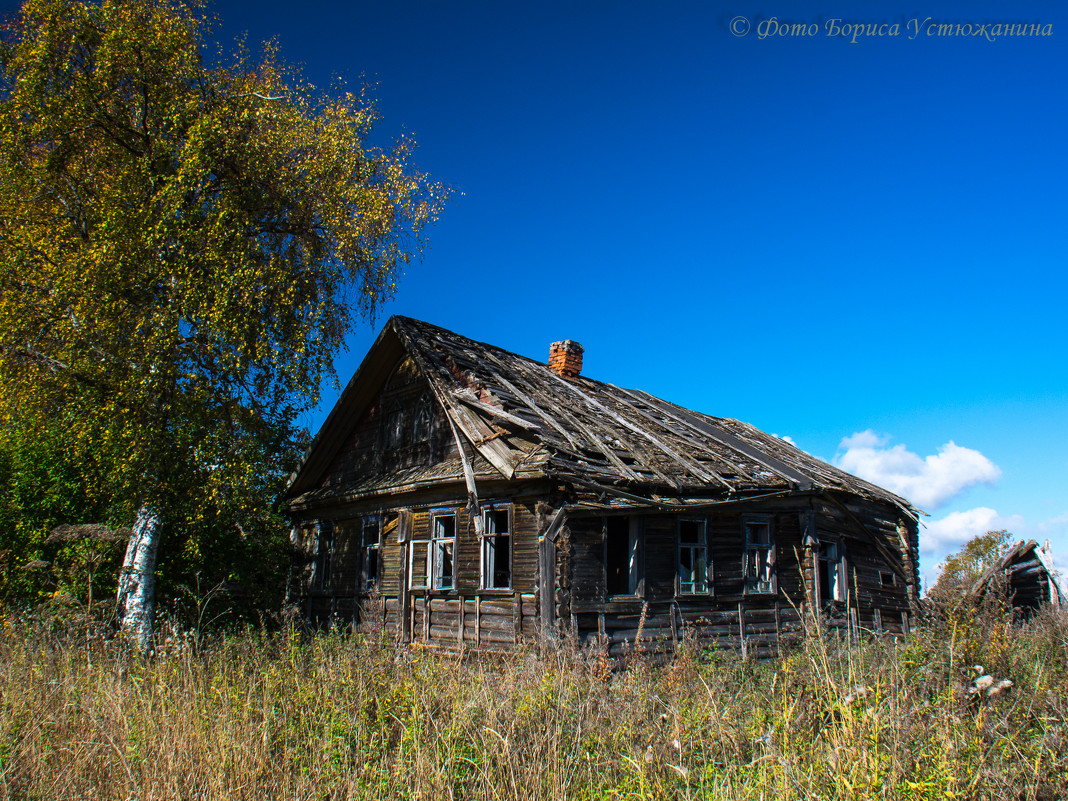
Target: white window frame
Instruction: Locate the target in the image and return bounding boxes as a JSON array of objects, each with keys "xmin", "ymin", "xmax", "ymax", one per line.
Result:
[
  {"xmin": 678, "ymin": 518, "xmax": 711, "ymax": 595},
  {"xmin": 480, "ymin": 504, "xmax": 512, "ymax": 590},
  {"xmin": 743, "ymin": 515, "xmax": 775, "ymax": 595},
  {"xmin": 408, "ymin": 537, "xmax": 430, "ymax": 590}
]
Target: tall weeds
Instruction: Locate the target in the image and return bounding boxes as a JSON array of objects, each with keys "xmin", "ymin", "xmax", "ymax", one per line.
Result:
[{"xmin": 1, "ymin": 607, "xmax": 1066, "ymax": 799}]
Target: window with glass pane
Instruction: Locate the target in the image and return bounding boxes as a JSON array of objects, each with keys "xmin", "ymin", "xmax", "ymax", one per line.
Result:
[
  {"xmin": 430, "ymin": 511, "xmax": 455, "ymax": 590},
  {"xmin": 744, "ymin": 519, "xmax": 774, "ymax": 594},
  {"xmin": 678, "ymin": 519, "xmax": 709, "ymax": 594},
  {"xmin": 481, "ymin": 506, "xmax": 511, "ymax": 589}
]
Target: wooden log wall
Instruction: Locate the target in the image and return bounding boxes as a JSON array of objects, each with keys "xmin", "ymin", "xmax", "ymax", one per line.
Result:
[
  {"xmin": 380, "ymin": 594, "xmax": 539, "ymax": 649},
  {"xmin": 568, "ymin": 600, "xmax": 804, "ymax": 659},
  {"xmin": 296, "ymin": 494, "xmax": 546, "ymax": 648},
  {"xmin": 295, "ymin": 491, "xmax": 917, "ymax": 652},
  {"xmin": 814, "ymin": 498, "xmax": 914, "ymax": 630}
]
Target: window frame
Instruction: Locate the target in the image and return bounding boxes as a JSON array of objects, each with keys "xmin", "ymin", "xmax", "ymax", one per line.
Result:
[
  {"xmin": 408, "ymin": 536, "xmax": 430, "ymax": 591},
  {"xmin": 429, "ymin": 508, "xmax": 457, "ymax": 591},
  {"xmin": 384, "ymin": 401, "xmax": 406, "ymax": 451},
  {"xmin": 817, "ymin": 539, "xmax": 845, "ymax": 604},
  {"xmin": 742, "ymin": 514, "xmax": 776, "ymax": 595},
  {"xmin": 411, "ymin": 395, "xmax": 433, "ymax": 444},
  {"xmin": 315, "ymin": 520, "xmax": 334, "ymax": 591},
  {"xmin": 480, "ymin": 503, "xmax": 512, "ymax": 591},
  {"xmin": 677, "ymin": 517, "xmax": 712, "ymax": 595},
  {"xmin": 360, "ymin": 516, "xmax": 381, "ymax": 592},
  {"xmin": 604, "ymin": 516, "xmax": 643, "ymax": 598}
]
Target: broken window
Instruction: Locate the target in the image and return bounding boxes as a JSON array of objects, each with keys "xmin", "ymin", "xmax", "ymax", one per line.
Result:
[
  {"xmin": 408, "ymin": 537, "xmax": 430, "ymax": 590},
  {"xmin": 386, "ymin": 403, "xmax": 406, "ymax": 450},
  {"xmin": 362, "ymin": 517, "xmax": 381, "ymax": 592},
  {"xmin": 430, "ymin": 510, "xmax": 456, "ymax": 590},
  {"xmin": 743, "ymin": 516, "xmax": 775, "ymax": 594},
  {"xmin": 818, "ymin": 540, "xmax": 844, "ymax": 602},
  {"xmin": 481, "ymin": 505, "xmax": 511, "ymax": 590},
  {"xmin": 678, "ymin": 518, "xmax": 710, "ymax": 594},
  {"xmin": 880, "ymin": 570, "xmax": 896, "ymax": 587},
  {"xmin": 315, "ymin": 520, "xmax": 334, "ymax": 590},
  {"xmin": 412, "ymin": 397, "xmax": 432, "ymax": 443},
  {"xmin": 605, "ymin": 516, "xmax": 641, "ymax": 596}
]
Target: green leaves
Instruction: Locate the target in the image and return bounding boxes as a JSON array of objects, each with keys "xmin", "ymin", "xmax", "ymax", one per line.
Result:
[{"xmin": 0, "ymin": 0, "xmax": 446, "ymax": 615}]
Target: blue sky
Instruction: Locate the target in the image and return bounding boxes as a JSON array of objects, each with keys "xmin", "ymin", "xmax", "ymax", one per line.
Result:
[
  {"xmin": 203, "ymin": 0, "xmax": 1067, "ymax": 590},
  {"xmin": 15, "ymin": 0, "xmax": 1065, "ymax": 588}
]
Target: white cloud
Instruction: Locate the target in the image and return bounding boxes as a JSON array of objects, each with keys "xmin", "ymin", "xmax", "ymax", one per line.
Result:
[
  {"xmin": 921, "ymin": 507, "xmax": 1023, "ymax": 557},
  {"xmin": 773, "ymin": 433, "xmax": 797, "ymax": 446},
  {"xmin": 921, "ymin": 508, "xmax": 1065, "ymax": 596},
  {"xmin": 834, "ymin": 430, "xmax": 1000, "ymax": 510}
]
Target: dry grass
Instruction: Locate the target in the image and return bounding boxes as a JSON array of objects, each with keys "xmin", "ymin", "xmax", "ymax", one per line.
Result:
[{"xmin": 1, "ymin": 606, "xmax": 1067, "ymax": 800}]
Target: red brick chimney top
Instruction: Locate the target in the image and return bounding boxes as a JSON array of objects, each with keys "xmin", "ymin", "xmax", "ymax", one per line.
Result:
[{"xmin": 548, "ymin": 340, "xmax": 583, "ymax": 378}]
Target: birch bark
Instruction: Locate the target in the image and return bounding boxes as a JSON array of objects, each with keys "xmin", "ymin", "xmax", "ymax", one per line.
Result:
[{"xmin": 116, "ymin": 504, "xmax": 163, "ymax": 651}]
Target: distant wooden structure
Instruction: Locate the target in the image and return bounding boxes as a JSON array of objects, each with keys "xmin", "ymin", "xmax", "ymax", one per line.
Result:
[
  {"xmin": 283, "ymin": 317, "xmax": 920, "ymax": 656},
  {"xmin": 969, "ymin": 540, "xmax": 1064, "ymax": 614}
]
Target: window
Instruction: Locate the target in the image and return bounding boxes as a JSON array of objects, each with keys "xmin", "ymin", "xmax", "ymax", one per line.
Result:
[
  {"xmin": 481, "ymin": 505, "xmax": 511, "ymax": 589},
  {"xmin": 315, "ymin": 520, "xmax": 334, "ymax": 590},
  {"xmin": 678, "ymin": 518, "xmax": 710, "ymax": 594},
  {"xmin": 880, "ymin": 571, "xmax": 896, "ymax": 587},
  {"xmin": 386, "ymin": 404, "xmax": 406, "ymax": 450},
  {"xmin": 412, "ymin": 397, "xmax": 432, "ymax": 443},
  {"xmin": 743, "ymin": 517, "xmax": 774, "ymax": 594},
  {"xmin": 605, "ymin": 516, "xmax": 641, "ymax": 596},
  {"xmin": 430, "ymin": 510, "xmax": 456, "ymax": 590},
  {"xmin": 408, "ymin": 538, "xmax": 429, "ymax": 590},
  {"xmin": 818, "ymin": 540, "xmax": 844, "ymax": 602},
  {"xmin": 362, "ymin": 517, "xmax": 380, "ymax": 591}
]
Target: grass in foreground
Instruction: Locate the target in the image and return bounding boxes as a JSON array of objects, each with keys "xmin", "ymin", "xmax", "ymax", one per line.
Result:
[{"xmin": 1, "ymin": 607, "xmax": 1066, "ymax": 800}]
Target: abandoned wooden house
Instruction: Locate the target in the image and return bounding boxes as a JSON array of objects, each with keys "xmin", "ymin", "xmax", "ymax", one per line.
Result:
[
  {"xmin": 967, "ymin": 540, "xmax": 1064, "ymax": 615},
  {"xmin": 284, "ymin": 316, "xmax": 921, "ymax": 656}
]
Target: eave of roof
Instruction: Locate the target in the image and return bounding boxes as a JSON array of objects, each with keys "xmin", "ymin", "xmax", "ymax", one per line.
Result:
[{"xmin": 285, "ymin": 316, "xmax": 918, "ymax": 519}]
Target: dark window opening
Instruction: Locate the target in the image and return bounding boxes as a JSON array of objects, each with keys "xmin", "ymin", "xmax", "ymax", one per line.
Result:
[
  {"xmin": 606, "ymin": 517, "xmax": 640, "ymax": 596},
  {"xmin": 743, "ymin": 518, "xmax": 774, "ymax": 594},
  {"xmin": 386, "ymin": 406, "xmax": 406, "ymax": 449},
  {"xmin": 818, "ymin": 540, "xmax": 843, "ymax": 602},
  {"xmin": 316, "ymin": 521, "xmax": 334, "ymax": 590},
  {"xmin": 412, "ymin": 399, "xmax": 432, "ymax": 443},
  {"xmin": 362, "ymin": 518, "xmax": 380, "ymax": 591}
]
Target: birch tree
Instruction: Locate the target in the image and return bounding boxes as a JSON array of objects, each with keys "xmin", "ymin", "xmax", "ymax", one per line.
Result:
[{"xmin": 0, "ymin": 0, "xmax": 446, "ymax": 649}]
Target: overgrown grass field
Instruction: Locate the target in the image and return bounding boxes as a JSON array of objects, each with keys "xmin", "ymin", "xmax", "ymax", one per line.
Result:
[{"xmin": 1, "ymin": 608, "xmax": 1066, "ymax": 800}]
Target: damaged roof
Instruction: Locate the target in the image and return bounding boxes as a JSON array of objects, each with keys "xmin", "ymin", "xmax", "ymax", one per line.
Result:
[
  {"xmin": 969, "ymin": 540, "xmax": 1065, "ymax": 609},
  {"xmin": 286, "ymin": 316, "xmax": 917, "ymax": 516}
]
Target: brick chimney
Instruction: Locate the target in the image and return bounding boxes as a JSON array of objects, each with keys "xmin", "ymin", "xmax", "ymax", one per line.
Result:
[{"xmin": 548, "ymin": 340, "xmax": 583, "ymax": 378}]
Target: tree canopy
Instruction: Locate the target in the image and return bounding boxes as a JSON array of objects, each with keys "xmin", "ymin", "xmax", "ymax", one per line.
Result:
[
  {"xmin": 926, "ymin": 529, "xmax": 1012, "ymax": 609},
  {"xmin": 0, "ymin": 0, "xmax": 446, "ymax": 640}
]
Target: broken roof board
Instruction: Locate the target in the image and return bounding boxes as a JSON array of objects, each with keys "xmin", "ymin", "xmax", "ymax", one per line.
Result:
[{"xmin": 285, "ymin": 316, "xmax": 917, "ymax": 519}]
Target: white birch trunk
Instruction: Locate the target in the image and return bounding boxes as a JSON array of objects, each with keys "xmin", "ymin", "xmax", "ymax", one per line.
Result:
[{"xmin": 116, "ymin": 504, "xmax": 163, "ymax": 652}]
